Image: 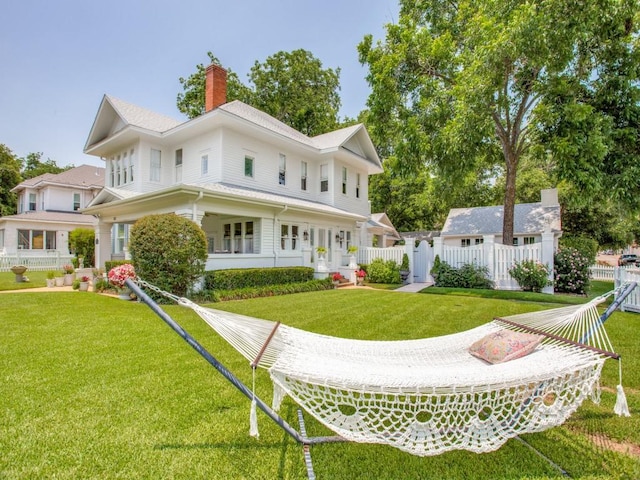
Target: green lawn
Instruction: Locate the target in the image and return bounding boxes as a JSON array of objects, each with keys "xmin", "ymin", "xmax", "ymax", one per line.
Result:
[
  {"xmin": 0, "ymin": 270, "xmax": 49, "ymax": 290},
  {"xmin": 1, "ymin": 287, "xmax": 639, "ymax": 479}
]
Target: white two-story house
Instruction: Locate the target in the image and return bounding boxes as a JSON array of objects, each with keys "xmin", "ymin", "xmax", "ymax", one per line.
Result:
[
  {"xmin": 83, "ymin": 64, "xmax": 383, "ymax": 271},
  {"xmin": 0, "ymin": 165, "xmax": 104, "ymax": 256}
]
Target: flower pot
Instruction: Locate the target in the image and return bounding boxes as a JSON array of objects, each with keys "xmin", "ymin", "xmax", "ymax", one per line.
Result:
[
  {"xmin": 79, "ymin": 282, "xmax": 89, "ymax": 292},
  {"xmin": 54, "ymin": 277, "xmax": 64, "ymax": 287},
  {"xmin": 46, "ymin": 278, "xmax": 55, "ymax": 288},
  {"xmin": 63, "ymin": 273, "xmax": 74, "ymax": 286},
  {"xmin": 118, "ymin": 288, "xmax": 132, "ymax": 300}
]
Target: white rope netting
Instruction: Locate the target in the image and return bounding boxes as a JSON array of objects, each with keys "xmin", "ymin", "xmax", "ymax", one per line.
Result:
[{"xmin": 165, "ymin": 290, "xmax": 626, "ymax": 456}]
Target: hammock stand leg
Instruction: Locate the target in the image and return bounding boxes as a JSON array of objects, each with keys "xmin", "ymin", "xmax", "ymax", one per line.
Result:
[
  {"xmin": 515, "ymin": 436, "xmax": 571, "ymax": 478},
  {"xmin": 127, "ymin": 279, "xmax": 344, "ymax": 448}
]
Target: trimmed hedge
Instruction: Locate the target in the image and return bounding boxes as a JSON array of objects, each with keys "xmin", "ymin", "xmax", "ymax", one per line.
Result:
[
  {"xmin": 204, "ymin": 267, "xmax": 315, "ymax": 291},
  {"xmin": 105, "ymin": 260, "xmax": 129, "ymax": 273},
  {"xmin": 198, "ymin": 278, "xmax": 333, "ymax": 302}
]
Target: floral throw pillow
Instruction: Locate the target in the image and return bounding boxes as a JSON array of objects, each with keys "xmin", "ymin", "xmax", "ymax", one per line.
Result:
[{"xmin": 469, "ymin": 330, "xmax": 543, "ymax": 364}]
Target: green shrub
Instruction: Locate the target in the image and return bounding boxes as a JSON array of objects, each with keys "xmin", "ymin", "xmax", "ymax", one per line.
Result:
[
  {"xmin": 104, "ymin": 260, "xmax": 128, "ymax": 273},
  {"xmin": 69, "ymin": 228, "xmax": 96, "ymax": 267},
  {"xmin": 199, "ymin": 278, "xmax": 333, "ymax": 302},
  {"xmin": 204, "ymin": 267, "xmax": 314, "ymax": 290},
  {"xmin": 366, "ymin": 258, "xmax": 401, "ymax": 284},
  {"xmin": 431, "ymin": 257, "xmax": 494, "ymax": 289},
  {"xmin": 560, "ymin": 235, "xmax": 598, "ymax": 264},
  {"xmin": 129, "ymin": 213, "xmax": 208, "ymax": 298},
  {"xmin": 509, "ymin": 259, "xmax": 551, "ymax": 292},
  {"xmin": 554, "ymin": 247, "xmax": 591, "ymax": 295}
]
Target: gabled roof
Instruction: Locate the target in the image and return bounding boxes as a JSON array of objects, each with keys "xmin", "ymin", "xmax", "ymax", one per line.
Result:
[
  {"xmin": 367, "ymin": 212, "xmax": 401, "ymax": 239},
  {"xmin": 84, "ymin": 96, "xmax": 382, "ymax": 172},
  {"xmin": 12, "ymin": 165, "xmax": 105, "ymax": 193},
  {"xmin": 84, "ymin": 95, "xmax": 182, "ymax": 151},
  {"xmin": 85, "ymin": 186, "xmax": 141, "ymax": 208},
  {"xmin": 441, "ymin": 202, "xmax": 561, "ymax": 237}
]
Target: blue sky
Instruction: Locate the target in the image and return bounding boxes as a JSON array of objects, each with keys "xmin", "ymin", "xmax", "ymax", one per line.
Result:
[{"xmin": 0, "ymin": 1, "xmax": 398, "ymax": 168}]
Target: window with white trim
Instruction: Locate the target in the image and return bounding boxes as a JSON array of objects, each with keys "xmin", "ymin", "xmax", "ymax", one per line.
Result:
[
  {"xmin": 320, "ymin": 164, "xmax": 328, "ymax": 192},
  {"xmin": 17, "ymin": 229, "xmax": 56, "ymax": 250},
  {"xmin": 28, "ymin": 193, "xmax": 36, "ymax": 211},
  {"xmin": 150, "ymin": 149, "xmax": 161, "ymax": 182},
  {"xmin": 461, "ymin": 238, "xmax": 471, "ymax": 247},
  {"xmin": 112, "ymin": 223, "xmax": 129, "ymax": 254},
  {"xmin": 523, "ymin": 236, "xmax": 536, "ymax": 245},
  {"xmin": 0, "ymin": 229, "xmax": 4, "ymax": 248},
  {"xmin": 280, "ymin": 223, "xmax": 301, "ymax": 251},
  {"xmin": 356, "ymin": 173, "xmax": 361, "ymax": 198},
  {"xmin": 279, "ymin": 153, "xmax": 286, "ymax": 185},
  {"xmin": 342, "ymin": 167, "xmax": 347, "ymax": 195},
  {"xmin": 201, "ymin": 154, "xmax": 208, "ymax": 175},
  {"xmin": 175, "ymin": 149, "xmax": 183, "ymax": 183},
  {"xmin": 73, "ymin": 193, "xmax": 81, "ymax": 211},
  {"xmin": 513, "ymin": 238, "xmax": 519, "ymax": 246},
  {"xmin": 245, "ymin": 156, "xmax": 254, "ymax": 178},
  {"xmin": 18, "ymin": 194, "xmax": 23, "ymax": 213},
  {"xmin": 301, "ymin": 161, "xmax": 307, "ymax": 191},
  {"xmin": 222, "ymin": 221, "xmax": 255, "ymax": 253}
]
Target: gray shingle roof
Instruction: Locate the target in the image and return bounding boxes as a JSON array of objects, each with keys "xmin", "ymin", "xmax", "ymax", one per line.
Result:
[
  {"xmin": 441, "ymin": 203, "xmax": 561, "ymax": 236},
  {"xmin": 12, "ymin": 165, "xmax": 105, "ymax": 192},
  {"xmin": 107, "ymin": 95, "xmax": 182, "ymax": 132}
]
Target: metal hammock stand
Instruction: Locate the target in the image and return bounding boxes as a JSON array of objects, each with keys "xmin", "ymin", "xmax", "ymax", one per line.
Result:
[{"xmin": 126, "ymin": 279, "xmax": 636, "ymax": 479}]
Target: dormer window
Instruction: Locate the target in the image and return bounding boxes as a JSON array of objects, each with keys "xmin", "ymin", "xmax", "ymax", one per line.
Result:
[
  {"xmin": 301, "ymin": 161, "xmax": 307, "ymax": 191},
  {"xmin": 150, "ymin": 149, "xmax": 161, "ymax": 182},
  {"xmin": 73, "ymin": 193, "xmax": 81, "ymax": 211},
  {"xmin": 28, "ymin": 193, "xmax": 36, "ymax": 211},
  {"xmin": 342, "ymin": 167, "xmax": 347, "ymax": 195}
]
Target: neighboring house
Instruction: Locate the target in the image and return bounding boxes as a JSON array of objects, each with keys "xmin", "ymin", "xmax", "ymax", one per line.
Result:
[
  {"xmin": 440, "ymin": 188, "xmax": 562, "ymax": 247},
  {"xmin": 400, "ymin": 230, "xmax": 441, "ymax": 244},
  {"xmin": 0, "ymin": 165, "xmax": 105, "ymax": 255},
  {"xmin": 83, "ymin": 64, "xmax": 383, "ymax": 271},
  {"xmin": 366, "ymin": 213, "xmax": 401, "ymax": 247}
]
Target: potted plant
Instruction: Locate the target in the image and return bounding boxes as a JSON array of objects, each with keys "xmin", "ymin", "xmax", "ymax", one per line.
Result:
[
  {"xmin": 356, "ymin": 269, "xmax": 366, "ymax": 286},
  {"xmin": 316, "ymin": 246, "xmax": 328, "ymax": 272},
  {"xmin": 62, "ymin": 264, "xmax": 75, "ymax": 286},
  {"xmin": 108, "ymin": 263, "xmax": 136, "ymax": 300},
  {"xmin": 332, "ymin": 272, "xmax": 342, "ymax": 287},
  {"xmin": 399, "ymin": 253, "xmax": 410, "ymax": 284},
  {"xmin": 78, "ymin": 275, "xmax": 90, "ymax": 292},
  {"xmin": 46, "ymin": 270, "xmax": 56, "ymax": 288},
  {"xmin": 347, "ymin": 245, "xmax": 358, "ymax": 268},
  {"xmin": 54, "ymin": 272, "xmax": 64, "ymax": 287}
]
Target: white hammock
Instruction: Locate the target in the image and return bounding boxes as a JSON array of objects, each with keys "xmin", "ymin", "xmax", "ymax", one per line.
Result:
[{"xmin": 164, "ymin": 290, "xmax": 629, "ymax": 457}]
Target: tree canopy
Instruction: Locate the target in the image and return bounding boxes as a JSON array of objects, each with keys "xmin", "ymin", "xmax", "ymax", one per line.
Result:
[
  {"xmin": 0, "ymin": 144, "xmax": 21, "ymax": 216},
  {"xmin": 177, "ymin": 49, "xmax": 342, "ymax": 136},
  {"xmin": 359, "ymin": 0, "xmax": 639, "ymax": 245}
]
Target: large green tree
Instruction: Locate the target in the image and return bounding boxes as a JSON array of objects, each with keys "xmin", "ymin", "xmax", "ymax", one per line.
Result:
[
  {"xmin": 20, "ymin": 152, "xmax": 69, "ymax": 180},
  {"xmin": 0, "ymin": 144, "xmax": 22, "ymax": 216},
  {"xmin": 177, "ymin": 52, "xmax": 253, "ymax": 119},
  {"xmin": 359, "ymin": 0, "xmax": 639, "ymax": 245},
  {"xmin": 177, "ymin": 49, "xmax": 342, "ymax": 136}
]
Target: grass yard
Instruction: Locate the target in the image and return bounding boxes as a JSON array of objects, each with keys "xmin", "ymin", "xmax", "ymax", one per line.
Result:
[
  {"xmin": 1, "ymin": 286, "xmax": 639, "ymax": 479},
  {"xmin": 0, "ymin": 270, "xmax": 48, "ymax": 290}
]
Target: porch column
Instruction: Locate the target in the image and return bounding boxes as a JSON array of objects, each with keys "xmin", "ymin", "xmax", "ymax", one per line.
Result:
[
  {"xmin": 541, "ymin": 230, "xmax": 555, "ymax": 294},
  {"xmin": 95, "ymin": 221, "xmax": 112, "ymax": 270}
]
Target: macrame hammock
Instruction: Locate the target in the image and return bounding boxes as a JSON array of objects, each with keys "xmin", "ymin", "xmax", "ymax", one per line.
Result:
[{"xmin": 130, "ymin": 280, "xmax": 634, "ymax": 457}]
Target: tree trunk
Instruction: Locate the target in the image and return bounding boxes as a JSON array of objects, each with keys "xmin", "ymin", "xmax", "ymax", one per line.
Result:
[{"xmin": 502, "ymin": 154, "xmax": 517, "ymax": 246}]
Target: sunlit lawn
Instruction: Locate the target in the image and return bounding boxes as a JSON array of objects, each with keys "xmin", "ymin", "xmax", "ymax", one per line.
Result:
[{"xmin": 1, "ymin": 284, "xmax": 639, "ymax": 479}]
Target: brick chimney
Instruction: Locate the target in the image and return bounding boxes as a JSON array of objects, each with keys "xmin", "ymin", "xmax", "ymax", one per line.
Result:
[{"xmin": 205, "ymin": 64, "xmax": 227, "ymax": 112}]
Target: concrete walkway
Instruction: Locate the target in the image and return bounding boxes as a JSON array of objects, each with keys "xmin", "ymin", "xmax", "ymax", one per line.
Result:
[
  {"xmin": 0, "ymin": 285, "xmax": 75, "ymax": 293},
  {"xmin": 394, "ymin": 282, "xmax": 433, "ymax": 293}
]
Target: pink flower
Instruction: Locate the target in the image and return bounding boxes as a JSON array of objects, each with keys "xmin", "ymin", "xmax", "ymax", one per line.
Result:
[{"xmin": 108, "ymin": 263, "xmax": 136, "ymax": 289}]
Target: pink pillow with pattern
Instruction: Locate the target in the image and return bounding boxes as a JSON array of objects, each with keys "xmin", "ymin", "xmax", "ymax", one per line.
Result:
[{"xmin": 469, "ymin": 330, "xmax": 543, "ymax": 364}]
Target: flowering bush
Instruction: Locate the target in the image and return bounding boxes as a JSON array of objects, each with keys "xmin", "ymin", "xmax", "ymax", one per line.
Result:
[
  {"xmin": 356, "ymin": 269, "xmax": 366, "ymax": 278},
  {"xmin": 62, "ymin": 264, "xmax": 74, "ymax": 274},
  {"xmin": 108, "ymin": 263, "xmax": 136, "ymax": 289},
  {"xmin": 509, "ymin": 260, "xmax": 551, "ymax": 292},
  {"xmin": 554, "ymin": 247, "xmax": 590, "ymax": 294},
  {"xmin": 332, "ymin": 272, "xmax": 343, "ymax": 281}
]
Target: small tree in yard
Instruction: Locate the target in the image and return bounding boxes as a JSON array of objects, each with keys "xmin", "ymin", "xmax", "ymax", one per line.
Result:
[
  {"xmin": 129, "ymin": 213, "xmax": 207, "ymax": 298},
  {"xmin": 69, "ymin": 228, "xmax": 95, "ymax": 267}
]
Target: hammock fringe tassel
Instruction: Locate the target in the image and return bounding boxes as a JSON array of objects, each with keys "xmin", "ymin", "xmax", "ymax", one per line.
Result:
[{"xmin": 615, "ymin": 385, "xmax": 630, "ymax": 417}]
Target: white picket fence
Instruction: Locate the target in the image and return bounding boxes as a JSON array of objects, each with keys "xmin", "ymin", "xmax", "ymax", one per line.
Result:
[
  {"xmin": 613, "ymin": 267, "xmax": 640, "ymax": 313},
  {"xmin": 357, "ymin": 246, "xmax": 405, "ymax": 265},
  {"xmin": 0, "ymin": 252, "xmax": 74, "ymax": 272}
]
